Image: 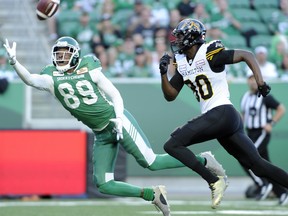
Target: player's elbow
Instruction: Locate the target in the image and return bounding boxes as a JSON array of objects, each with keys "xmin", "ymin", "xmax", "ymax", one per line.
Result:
[
  {"xmin": 162, "ymin": 88, "xmax": 178, "ymax": 101},
  {"xmin": 164, "ymin": 94, "xmax": 176, "ymax": 101}
]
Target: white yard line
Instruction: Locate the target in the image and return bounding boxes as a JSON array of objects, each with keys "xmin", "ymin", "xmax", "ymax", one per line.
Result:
[{"xmin": 143, "ymin": 210, "xmax": 288, "ymax": 215}]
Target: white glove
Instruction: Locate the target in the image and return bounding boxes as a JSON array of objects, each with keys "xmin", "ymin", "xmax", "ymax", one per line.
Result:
[
  {"xmin": 110, "ymin": 117, "xmax": 123, "ymax": 140},
  {"xmin": 3, "ymin": 39, "xmax": 17, "ymax": 65}
]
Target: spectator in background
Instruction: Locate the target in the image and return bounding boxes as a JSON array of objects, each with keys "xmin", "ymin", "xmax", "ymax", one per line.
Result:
[
  {"xmin": 269, "ymin": 34, "xmax": 288, "ymax": 68},
  {"xmin": 205, "ymin": 26, "xmax": 226, "ymax": 42},
  {"xmin": 98, "ymin": 13, "xmax": 122, "ymax": 50},
  {"xmin": 74, "ymin": 0, "xmax": 97, "ymax": 13},
  {"xmin": 177, "ymin": 0, "xmax": 196, "ymax": 18},
  {"xmin": 151, "ymin": 37, "xmax": 169, "ymax": 78},
  {"xmin": 59, "ymin": 0, "xmax": 78, "ymax": 10},
  {"xmin": 128, "ymin": 45, "xmax": 152, "ymax": 77},
  {"xmin": 246, "ymin": 46, "xmax": 279, "ymax": 80},
  {"xmin": 91, "ymin": 41, "xmax": 112, "ymax": 76},
  {"xmin": 192, "ymin": 2, "xmax": 210, "ymax": 24},
  {"xmin": 270, "ymin": 0, "xmax": 288, "ymax": 35},
  {"xmin": 50, "ymin": 0, "xmax": 78, "ymax": 41},
  {"xmin": 150, "ymin": 0, "xmax": 170, "ymax": 28},
  {"xmin": 167, "ymin": 9, "xmax": 182, "ymax": 42},
  {"xmin": 209, "ymin": 0, "xmax": 242, "ymax": 36},
  {"xmin": 109, "ymin": 37, "xmax": 136, "ymax": 77},
  {"xmin": 209, "ymin": 0, "xmax": 256, "ymax": 47},
  {"xmin": 240, "ymin": 72, "xmax": 287, "ymax": 205},
  {"xmin": 132, "ymin": 6, "xmax": 157, "ymax": 51},
  {"xmin": 71, "ymin": 11, "xmax": 97, "ymax": 55},
  {"xmin": 126, "ymin": 0, "xmax": 145, "ymax": 37},
  {"xmin": 150, "ymin": 27, "xmax": 169, "ymax": 78},
  {"xmin": 192, "ymin": 3, "xmax": 226, "ymax": 42},
  {"xmin": 154, "ymin": 27, "xmax": 169, "ymax": 44},
  {"xmin": 100, "ymin": 0, "xmax": 115, "ymax": 16},
  {"xmin": 280, "ymin": 51, "xmax": 288, "ymax": 80}
]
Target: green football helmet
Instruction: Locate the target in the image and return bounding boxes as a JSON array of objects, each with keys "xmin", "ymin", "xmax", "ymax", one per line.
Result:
[{"xmin": 52, "ymin": 36, "xmax": 81, "ymax": 72}]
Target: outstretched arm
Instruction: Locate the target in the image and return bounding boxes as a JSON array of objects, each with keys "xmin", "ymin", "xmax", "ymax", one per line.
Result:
[
  {"xmin": 3, "ymin": 39, "xmax": 53, "ymax": 91},
  {"xmin": 233, "ymin": 50, "xmax": 270, "ymax": 97},
  {"xmin": 232, "ymin": 50, "xmax": 264, "ymax": 86},
  {"xmin": 213, "ymin": 49, "xmax": 270, "ymax": 97}
]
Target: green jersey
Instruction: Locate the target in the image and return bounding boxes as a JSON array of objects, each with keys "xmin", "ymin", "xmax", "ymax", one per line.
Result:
[{"xmin": 40, "ymin": 55, "xmax": 115, "ymax": 130}]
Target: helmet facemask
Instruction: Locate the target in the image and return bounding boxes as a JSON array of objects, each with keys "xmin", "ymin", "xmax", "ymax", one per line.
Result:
[{"xmin": 52, "ymin": 37, "xmax": 80, "ymax": 73}]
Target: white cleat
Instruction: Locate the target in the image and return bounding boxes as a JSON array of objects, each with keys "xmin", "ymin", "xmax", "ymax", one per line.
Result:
[
  {"xmin": 209, "ymin": 176, "xmax": 228, "ymax": 209},
  {"xmin": 200, "ymin": 151, "xmax": 226, "ymax": 177},
  {"xmin": 152, "ymin": 185, "xmax": 171, "ymax": 216}
]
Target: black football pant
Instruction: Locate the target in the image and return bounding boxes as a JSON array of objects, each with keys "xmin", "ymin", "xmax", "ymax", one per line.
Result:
[{"xmin": 164, "ymin": 105, "xmax": 288, "ymax": 189}]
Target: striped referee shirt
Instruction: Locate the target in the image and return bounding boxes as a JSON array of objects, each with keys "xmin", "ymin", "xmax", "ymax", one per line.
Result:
[{"xmin": 240, "ymin": 92, "xmax": 279, "ymax": 129}]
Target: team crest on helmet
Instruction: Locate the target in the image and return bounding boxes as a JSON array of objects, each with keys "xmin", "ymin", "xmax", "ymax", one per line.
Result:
[{"xmin": 190, "ymin": 21, "xmax": 201, "ymax": 33}]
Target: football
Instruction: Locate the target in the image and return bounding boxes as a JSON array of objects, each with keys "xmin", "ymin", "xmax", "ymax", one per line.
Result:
[{"xmin": 36, "ymin": 0, "xmax": 60, "ymax": 20}]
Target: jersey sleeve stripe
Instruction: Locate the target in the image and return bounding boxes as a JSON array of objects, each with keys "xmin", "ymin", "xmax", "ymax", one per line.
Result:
[{"xmin": 206, "ymin": 48, "xmax": 225, "ymax": 60}]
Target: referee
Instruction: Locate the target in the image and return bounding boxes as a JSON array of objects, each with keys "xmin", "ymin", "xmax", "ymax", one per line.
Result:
[{"xmin": 240, "ymin": 72, "xmax": 287, "ymax": 205}]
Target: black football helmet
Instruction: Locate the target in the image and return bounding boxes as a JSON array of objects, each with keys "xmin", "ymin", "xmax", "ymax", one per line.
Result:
[
  {"xmin": 171, "ymin": 18, "xmax": 206, "ymax": 54},
  {"xmin": 52, "ymin": 36, "xmax": 81, "ymax": 72}
]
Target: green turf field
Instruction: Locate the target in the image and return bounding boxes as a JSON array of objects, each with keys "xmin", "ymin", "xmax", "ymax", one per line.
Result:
[{"xmin": 0, "ymin": 197, "xmax": 287, "ymax": 216}]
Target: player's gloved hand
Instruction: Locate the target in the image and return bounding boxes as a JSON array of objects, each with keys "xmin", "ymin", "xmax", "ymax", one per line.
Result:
[
  {"xmin": 258, "ymin": 82, "xmax": 271, "ymax": 97},
  {"xmin": 3, "ymin": 39, "xmax": 17, "ymax": 65},
  {"xmin": 159, "ymin": 53, "xmax": 171, "ymax": 75},
  {"xmin": 110, "ymin": 117, "xmax": 123, "ymax": 140}
]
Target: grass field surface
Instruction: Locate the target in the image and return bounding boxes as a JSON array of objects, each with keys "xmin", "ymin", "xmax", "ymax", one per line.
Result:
[{"xmin": 0, "ymin": 197, "xmax": 287, "ymax": 216}]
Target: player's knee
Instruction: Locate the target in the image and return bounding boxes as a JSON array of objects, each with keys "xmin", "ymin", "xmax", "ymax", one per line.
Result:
[
  {"xmin": 163, "ymin": 140, "xmax": 173, "ymax": 154},
  {"xmin": 164, "ymin": 137, "xmax": 180, "ymax": 154},
  {"xmin": 97, "ymin": 180, "xmax": 115, "ymax": 195}
]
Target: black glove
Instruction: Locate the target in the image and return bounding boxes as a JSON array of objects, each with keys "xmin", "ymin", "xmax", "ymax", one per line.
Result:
[
  {"xmin": 258, "ymin": 82, "xmax": 271, "ymax": 97},
  {"xmin": 159, "ymin": 53, "xmax": 171, "ymax": 75}
]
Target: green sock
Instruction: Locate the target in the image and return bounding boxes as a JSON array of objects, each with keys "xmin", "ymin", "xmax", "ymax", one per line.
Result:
[
  {"xmin": 196, "ymin": 154, "xmax": 206, "ymax": 166},
  {"xmin": 148, "ymin": 153, "xmax": 206, "ymax": 170},
  {"xmin": 142, "ymin": 188, "xmax": 154, "ymax": 201}
]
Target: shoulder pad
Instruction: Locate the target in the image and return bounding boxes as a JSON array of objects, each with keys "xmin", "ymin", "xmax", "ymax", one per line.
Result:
[
  {"xmin": 81, "ymin": 54, "xmax": 100, "ymax": 63},
  {"xmin": 79, "ymin": 54, "xmax": 102, "ymax": 70},
  {"xmin": 40, "ymin": 64, "xmax": 56, "ymax": 75},
  {"xmin": 206, "ymin": 40, "xmax": 225, "ymax": 61}
]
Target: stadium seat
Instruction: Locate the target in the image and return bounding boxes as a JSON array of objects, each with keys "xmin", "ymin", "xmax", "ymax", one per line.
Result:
[
  {"xmin": 226, "ymin": 62, "xmax": 247, "ymax": 78},
  {"xmin": 257, "ymin": 8, "xmax": 280, "ymax": 23},
  {"xmin": 241, "ymin": 21, "xmax": 270, "ymax": 35},
  {"xmin": 222, "ymin": 35, "xmax": 247, "ymax": 49},
  {"xmin": 253, "ymin": 0, "xmax": 279, "ymax": 9},
  {"xmin": 228, "ymin": 0, "xmax": 251, "ymax": 9},
  {"xmin": 56, "ymin": 10, "xmax": 81, "ymax": 22},
  {"xmin": 232, "ymin": 8, "xmax": 261, "ymax": 22},
  {"xmin": 250, "ymin": 35, "xmax": 273, "ymax": 50},
  {"xmin": 256, "ymin": 8, "xmax": 280, "ymax": 34},
  {"xmin": 57, "ymin": 21, "xmax": 79, "ymax": 37},
  {"xmin": 110, "ymin": 8, "xmax": 134, "ymax": 35}
]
